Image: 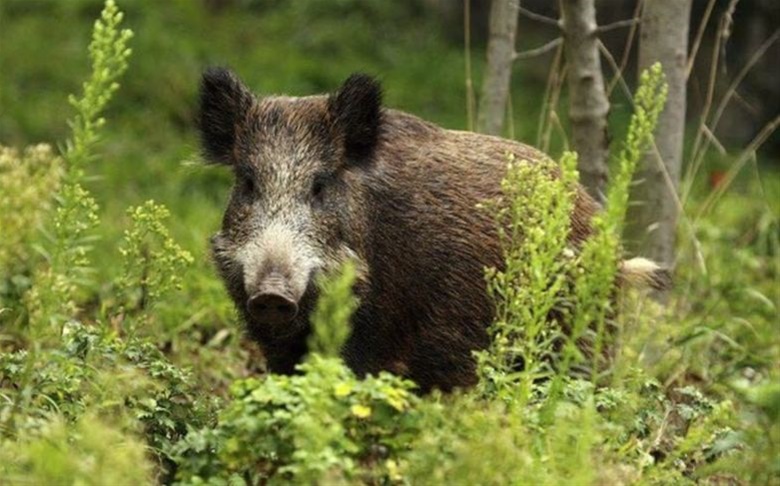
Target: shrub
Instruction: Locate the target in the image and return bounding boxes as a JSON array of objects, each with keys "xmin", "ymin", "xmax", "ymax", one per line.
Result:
[
  {"xmin": 117, "ymin": 200, "xmax": 194, "ymax": 323},
  {"xmin": 1, "ymin": 2, "xmax": 209, "ymax": 482},
  {"xmin": 0, "ymin": 145, "xmax": 63, "ymax": 274},
  {"xmin": 23, "ymin": 0, "xmax": 132, "ymax": 335},
  {"xmin": 0, "ymin": 144, "xmax": 63, "ymax": 327},
  {"xmin": 172, "ymin": 263, "xmax": 421, "ymax": 484}
]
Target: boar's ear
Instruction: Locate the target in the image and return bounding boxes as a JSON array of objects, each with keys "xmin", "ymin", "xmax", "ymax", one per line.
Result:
[
  {"xmin": 328, "ymin": 73, "xmax": 382, "ymax": 162},
  {"xmin": 198, "ymin": 67, "xmax": 254, "ymax": 164}
]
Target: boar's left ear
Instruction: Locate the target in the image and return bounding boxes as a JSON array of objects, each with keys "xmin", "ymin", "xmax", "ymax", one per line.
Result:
[
  {"xmin": 328, "ymin": 73, "xmax": 382, "ymax": 162},
  {"xmin": 198, "ymin": 67, "xmax": 254, "ymax": 165}
]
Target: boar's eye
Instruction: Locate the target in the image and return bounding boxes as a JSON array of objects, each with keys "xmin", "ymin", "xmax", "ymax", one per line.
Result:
[
  {"xmin": 240, "ymin": 175, "xmax": 255, "ymax": 195},
  {"xmin": 311, "ymin": 175, "xmax": 328, "ymax": 206}
]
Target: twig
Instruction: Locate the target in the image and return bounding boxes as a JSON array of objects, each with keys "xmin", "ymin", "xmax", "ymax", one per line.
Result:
[
  {"xmin": 684, "ymin": 16, "xmax": 775, "ymax": 204},
  {"xmin": 701, "ymin": 125, "xmax": 727, "ymax": 156},
  {"xmin": 685, "ymin": 0, "xmax": 718, "ymax": 79},
  {"xmin": 464, "ymin": 0, "xmax": 475, "ymax": 131},
  {"xmin": 709, "ymin": 29, "xmax": 780, "ymax": 139},
  {"xmin": 539, "ymin": 55, "xmax": 567, "ymax": 153},
  {"xmin": 598, "ymin": 40, "xmax": 634, "ymax": 102},
  {"xmin": 550, "ymin": 111, "xmax": 569, "ymax": 152},
  {"xmin": 596, "ymin": 18, "xmax": 638, "ymax": 34},
  {"xmin": 683, "ymin": 0, "xmax": 739, "ymax": 203},
  {"xmin": 607, "ymin": 0, "xmax": 643, "ymax": 96},
  {"xmin": 695, "ymin": 114, "xmax": 780, "ymax": 221},
  {"xmin": 536, "ymin": 40, "xmax": 565, "ymax": 149},
  {"xmin": 518, "ymin": 5, "xmax": 560, "ymax": 28},
  {"xmin": 513, "ymin": 37, "xmax": 563, "ymax": 60}
]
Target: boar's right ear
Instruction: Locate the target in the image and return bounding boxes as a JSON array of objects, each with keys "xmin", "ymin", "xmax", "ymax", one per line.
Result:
[
  {"xmin": 328, "ymin": 73, "xmax": 382, "ymax": 163},
  {"xmin": 198, "ymin": 67, "xmax": 254, "ymax": 165}
]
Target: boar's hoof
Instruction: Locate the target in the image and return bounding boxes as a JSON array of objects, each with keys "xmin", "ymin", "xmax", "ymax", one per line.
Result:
[{"xmin": 247, "ymin": 292, "xmax": 298, "ymax": 326}]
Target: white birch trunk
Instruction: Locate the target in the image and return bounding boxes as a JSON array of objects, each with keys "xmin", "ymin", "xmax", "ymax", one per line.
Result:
[
  {"xmin": 629, "ymin": 0, "xmax": 692, "ymax": 270},
  {"xmin": 560, "ymin": 0, "xmax": 610, "ymax": 204},
  {"xmin": 477, "ymin": 0, "xmax": 519, "ymax": 136}
]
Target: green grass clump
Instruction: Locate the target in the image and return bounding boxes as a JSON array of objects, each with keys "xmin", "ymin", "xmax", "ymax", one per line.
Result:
[{"xmin": 1, "ymin": 413, "xmax": 153, "ymax": 485}]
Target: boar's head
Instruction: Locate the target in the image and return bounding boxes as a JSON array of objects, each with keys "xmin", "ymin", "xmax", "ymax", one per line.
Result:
[{"xmin": 199, "ymin": 68, "xmax": 378, "ymax": 347}]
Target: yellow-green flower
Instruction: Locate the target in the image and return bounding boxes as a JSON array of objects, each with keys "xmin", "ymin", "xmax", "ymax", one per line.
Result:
[
  {"xmin": 350, "ymin": 404, "xmax": 372, "ymax": 418},
  {"xmin": 385, "ymin": 459, "xmax": 402, "ymax": 482},
  {"xmin": 334, "ymin": 382, "xmax": 353, "ymax": 397}
]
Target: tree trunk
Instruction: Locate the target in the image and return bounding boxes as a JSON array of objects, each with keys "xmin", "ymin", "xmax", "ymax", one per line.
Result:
[
  {"xmin": 560, "ymin": 0, "xmax": 610, "ymax": 204},
  {"xmin": 477, "ymin": 0, "xmax": 519, "ymax": 136},
  {"xmin": 628, "ymin": 0, "xmax": 692, "ymax": 272}
]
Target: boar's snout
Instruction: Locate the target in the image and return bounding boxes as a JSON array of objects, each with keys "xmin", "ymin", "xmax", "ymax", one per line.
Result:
[
  {"xmin": 247, "ymin": 292, "xmax": 298, "ymax": 326},
  {"xmin": 246, "ymin": 275, "xmax": 299, "ymax": 326}
]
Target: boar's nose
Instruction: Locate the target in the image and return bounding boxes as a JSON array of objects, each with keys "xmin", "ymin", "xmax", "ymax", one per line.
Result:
[{"xmin": 246, "ymin": 291, "xmax": 299, "ymax": 326}]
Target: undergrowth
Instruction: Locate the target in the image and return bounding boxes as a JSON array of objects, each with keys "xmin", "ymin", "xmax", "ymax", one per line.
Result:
[{"xmin": 0, "ymin": 1, "xmax": 777, "ymax": 485}]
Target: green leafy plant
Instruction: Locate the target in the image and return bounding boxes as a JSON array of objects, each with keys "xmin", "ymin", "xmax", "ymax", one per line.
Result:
[
  {"xmin": 0, "ymin": 321, "xmax": 214, "ymax": 472},
  {"xmin": 0, "ymin": 145, "xmax": 63, "ymax": 327},
  {"xmin": 24, "ymin": 0, "xmax": 133, "ymax": 334},
  {"xmin": 475, "ymin": 151, "xmax": 579, "ymax": 405},
  {"xmin": 173, "ymin": 263, "xmax": 421, "ymax": 484},
  {"xmin": 0, "ymin": 413, "xmax": 153, "ymax": 485},
  {"xmin": 0, "ymin": 145, "xmax": 63, "ymax": 275},
  {"xmin": 1, "ymin": 3, "xmax": 208, "ymax": 483},
  {"xmin": 564, "ymin": 62, "xmax": 668, "ymax": 383},
  {"xmin": 64, "ymin": 0, "xmax": 133, "ymax": 179},
  {"xmin": 117, "ymin": 200, "xmax": 194, "ymax": 321}
]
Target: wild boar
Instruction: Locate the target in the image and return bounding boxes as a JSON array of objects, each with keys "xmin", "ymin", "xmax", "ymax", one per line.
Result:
[{"xmin": 199, "ymin": 68, "xmax": 667, "ymax": 392}]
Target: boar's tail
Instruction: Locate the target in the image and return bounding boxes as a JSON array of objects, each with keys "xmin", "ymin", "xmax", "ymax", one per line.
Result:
[{"xmin": 618, "ymin": 257, "xmax": 672, "ymax": 291}]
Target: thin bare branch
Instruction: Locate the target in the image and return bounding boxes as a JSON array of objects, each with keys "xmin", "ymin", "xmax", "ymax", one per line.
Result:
[
  {"xmin": 513, "ymin": 37, "xmax": 563, "ymax": 60},
  {"xmin": 606, "ymin": 0, "xmax": 643, "ymax": 96},
  {"xmin": 685, "ymin": 0, "xmax": 717, "ymax": 78},
  {"xmin": 518, "ymin": 6, "xmax": 560, "ymax": 27},
  {"xmin": 596, "ymin": 18, "xmax": 638, "ymax": 34},
  {"xmin": 464, "ymin": 0, "xmax": 475, "ymax": 131},
  {"xmin": 598, "ymin": 40, "xmax": 635, "ymax": 102},
  {"xmin": 709, "ymin": 29, "xmax": 780, "ymax": 137},
  {"xmin": 701, "ymin": 125, "xmax": 727, "ymax": 156},
  {"xmin": 550, "ymin": 111, "xmax": 569, "ymax": 152},
  {"xmin": 696, "ymin": 114, "xmax": 780, "ymax": 220},
  {"xmin": 539, "ymin": 52, "xmax": 567, "ymax": 153},
  {"xmin": 684, "ymin": 7, "xmax": 776, "ymax": 205},
  {"xmin": 683, "ymin": 0, "xmax": 739, "ymax": 203}
]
